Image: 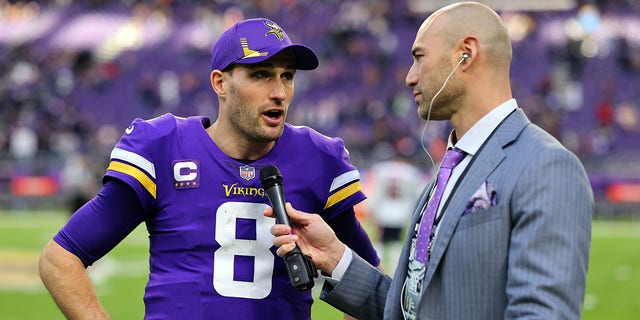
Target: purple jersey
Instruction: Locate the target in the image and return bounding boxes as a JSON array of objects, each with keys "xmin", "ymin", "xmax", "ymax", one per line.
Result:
[{"xmin": 99, "ymin": 114, "xmax": 374, "ymax": 319}]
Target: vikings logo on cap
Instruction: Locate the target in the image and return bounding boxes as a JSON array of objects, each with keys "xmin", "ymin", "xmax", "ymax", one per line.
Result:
[{"xmin": 263, "ymin": 20, "xmax": 285, "ymax": 41}]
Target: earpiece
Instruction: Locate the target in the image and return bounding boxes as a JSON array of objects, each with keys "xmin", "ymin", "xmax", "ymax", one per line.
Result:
[{"xmin": 461, "ymin": 53, "xmax": 469, "ymax": 62}]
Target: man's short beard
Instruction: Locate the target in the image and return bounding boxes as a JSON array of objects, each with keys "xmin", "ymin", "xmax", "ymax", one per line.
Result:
[{"xmin": 420, "ymin": 68, "xmax": 464, "ymax": 121}]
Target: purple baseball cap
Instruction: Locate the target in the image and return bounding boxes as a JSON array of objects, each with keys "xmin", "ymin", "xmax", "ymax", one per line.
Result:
[{"xmin": 210, "ymin": 18, "xmax": 319, "ymax": 71}]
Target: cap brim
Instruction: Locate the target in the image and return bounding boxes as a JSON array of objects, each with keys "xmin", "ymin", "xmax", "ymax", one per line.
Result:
[{"xmin": 233, "ymin": 44, "xmax": 319, "ymax": 70}]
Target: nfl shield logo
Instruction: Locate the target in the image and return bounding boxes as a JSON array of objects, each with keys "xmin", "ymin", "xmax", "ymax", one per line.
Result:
[{"xmin": 239, "ymin": 165, "xmax": 255, "ymax": 181}]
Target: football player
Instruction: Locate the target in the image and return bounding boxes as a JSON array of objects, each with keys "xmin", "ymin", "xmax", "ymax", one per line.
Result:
[{"xmin": 39, "ymin": 18, "xmax": 379, "ymax": 320}]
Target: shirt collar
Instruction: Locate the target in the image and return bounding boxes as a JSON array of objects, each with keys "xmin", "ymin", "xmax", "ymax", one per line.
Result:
[{"xmin": 447, "ymin": 98, "xmax": 518, "ymax": 155}]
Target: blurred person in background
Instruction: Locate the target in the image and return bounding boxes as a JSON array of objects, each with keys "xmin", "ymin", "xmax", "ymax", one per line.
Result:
[
  {"xmin": 366, "ymin": 154, "xmax": 423, "ymax": 274},
  {"xmin": 60, "ymin": 152, "xmax": 100, "ymax": 214},
  {"xmin": 39, "ymin": 18, "xmax": 379, "ymax": 320},
  {"xmin": 268, "ymin": 2, "xmax": 593, "ymax": 319}
]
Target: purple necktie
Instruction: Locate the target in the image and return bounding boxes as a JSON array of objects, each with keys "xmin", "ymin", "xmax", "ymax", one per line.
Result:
[{"xmin": 415, "ymin": 147, "xmax": 466, "ymax": 265}]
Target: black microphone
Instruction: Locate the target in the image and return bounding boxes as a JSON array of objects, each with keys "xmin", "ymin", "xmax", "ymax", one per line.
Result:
[{"xmin": 260, "ymin": 165, "xmax": 317, "ymax": 291}]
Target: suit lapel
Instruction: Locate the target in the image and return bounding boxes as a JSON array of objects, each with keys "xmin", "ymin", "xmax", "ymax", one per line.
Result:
[{"xmin": 423, "ymin": 109, "xmax": 530, "ymax": 286}]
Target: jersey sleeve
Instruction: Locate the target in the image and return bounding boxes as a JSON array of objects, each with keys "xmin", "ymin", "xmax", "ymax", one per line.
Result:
[
  {"xmin": 297, "ymin": 127, "xmax": 378, "ymax": 265},
  {"xmin": 317, "ymin": 135, "xmax": 367, "ymax": 219},
  {"xmin": 103, "ymin": 115, "xmax": 175, "ymax": 210},
  {"xmin": 53, "ymin": 179, "xmax": 146, "ymax": 266},
  {"xmin": 328, "ymin": 207, "xmax": 381, "ymax": 267}
]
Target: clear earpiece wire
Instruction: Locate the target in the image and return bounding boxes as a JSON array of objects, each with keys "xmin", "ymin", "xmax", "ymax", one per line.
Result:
[{"xmin": 419, "ymin": 57, "xmax": 466, "ymax": 169}]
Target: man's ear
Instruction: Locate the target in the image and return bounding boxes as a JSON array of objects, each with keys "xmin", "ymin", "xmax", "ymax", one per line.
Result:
[
  {"xmin": 210, "ymin": 70, "xmax": 225, "ymax": 96},
  {"xmin": 458, "ymin": 35, "xmax": 478, "ymax": 71}
]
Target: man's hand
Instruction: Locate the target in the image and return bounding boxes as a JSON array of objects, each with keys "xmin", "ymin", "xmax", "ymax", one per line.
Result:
[{"xmin": 265, "ymin": 203, "xmax": 346, "ymax": 275}]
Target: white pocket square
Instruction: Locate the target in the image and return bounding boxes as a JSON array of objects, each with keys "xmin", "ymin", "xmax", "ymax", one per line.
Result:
[{"xmin": 463, "ymin": 181, "xmax": 497, "ymax": 215}]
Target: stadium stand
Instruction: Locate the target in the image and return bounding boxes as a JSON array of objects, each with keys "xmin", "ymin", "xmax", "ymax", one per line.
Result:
[{"xmin": 1, "ymin": 0, "xmax": 639, "ymax": 213}]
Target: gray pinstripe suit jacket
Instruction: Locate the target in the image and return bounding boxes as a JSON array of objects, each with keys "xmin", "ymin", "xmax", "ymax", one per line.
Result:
[{"xmin": 321, "ymin": 108, "xmax": 593, "ymax": 320}]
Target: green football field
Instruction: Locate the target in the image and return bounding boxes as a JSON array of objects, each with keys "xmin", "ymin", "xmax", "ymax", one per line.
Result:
[{"xmin": 1, "ymin": 210, "xmax": 639, "ymax": 319}]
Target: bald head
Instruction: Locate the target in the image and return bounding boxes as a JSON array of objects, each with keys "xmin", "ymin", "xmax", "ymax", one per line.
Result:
[
  {"xmin": 406, "ymin": 1, "xmax": 514, "ymax": 137},
  {"xmin": 419, "ymin": 1, "xmax": 512, "ymax": 69}
]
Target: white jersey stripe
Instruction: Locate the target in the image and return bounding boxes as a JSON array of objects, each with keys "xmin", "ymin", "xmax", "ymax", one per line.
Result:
[
  {"xmin": 110, "ymin": 147, "xmax": 156, "ymax": 179},
  {"xmin": 330, "ymin": 169, "xmax": 360, "ymax": 193}
]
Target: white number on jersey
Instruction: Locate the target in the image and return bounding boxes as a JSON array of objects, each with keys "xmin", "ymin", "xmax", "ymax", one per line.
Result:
[{"xmin": 213, "ymin": 202, "xmax": 276, "ymax": 299}]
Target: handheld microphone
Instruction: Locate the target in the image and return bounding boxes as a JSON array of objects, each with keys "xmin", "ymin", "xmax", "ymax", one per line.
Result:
[{"xmin": 260, "ymin": 165, "xmax": 317, "ymax": 291}]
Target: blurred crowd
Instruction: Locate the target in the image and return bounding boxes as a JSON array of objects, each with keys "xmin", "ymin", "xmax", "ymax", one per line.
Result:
[{"xmin": 1, "ymin": 0, "xmax": 639, "ymax": 209}]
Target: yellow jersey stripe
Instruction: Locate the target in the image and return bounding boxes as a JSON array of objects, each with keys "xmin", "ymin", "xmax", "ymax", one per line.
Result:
[
  {"xmin": 324, "ymin": 180, "xmax": 361, "ymax": 209},
  {"xmin": 107, "ymin": 161, "xmax": 157, "ymax": 199}
]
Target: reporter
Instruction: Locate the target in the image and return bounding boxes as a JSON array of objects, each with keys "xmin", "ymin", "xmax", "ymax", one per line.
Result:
[{"xmin": 268, "ymin": 2, "xmax": 593, "ymax": 319}]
